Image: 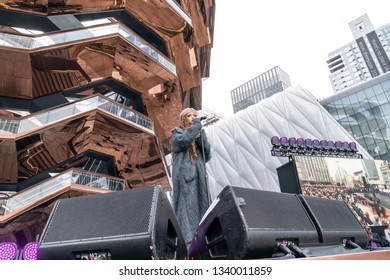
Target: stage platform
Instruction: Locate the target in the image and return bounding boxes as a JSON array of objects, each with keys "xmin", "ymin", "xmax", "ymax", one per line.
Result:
[{"xmin": 306, "ymin": 250, "xmax": 390, "ymax": 260}]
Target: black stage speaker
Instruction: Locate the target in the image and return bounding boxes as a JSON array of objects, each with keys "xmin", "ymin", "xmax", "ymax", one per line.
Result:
[
  {"xmin": 276, "ymin": 160, "xmax": 301, "ymax": 194},
  {"xmin": 298, "ymin": 195, "xmax": 368, "ymax": 248},
  {"xmin": 38, "ymin": 186, "xmax": 187, "ymax": 260},
  {"xmin": 188, "ymin": 186, "xmax": 319, "ymax": 259}
]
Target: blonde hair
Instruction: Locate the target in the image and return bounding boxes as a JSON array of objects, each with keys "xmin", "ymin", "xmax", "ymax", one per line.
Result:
[{"xmin": 180, "ymin": 114, "xmax": 198, "ymax": 163}]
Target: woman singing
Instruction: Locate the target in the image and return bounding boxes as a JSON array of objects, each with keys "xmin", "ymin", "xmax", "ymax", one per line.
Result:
[{"xmin": 171, "ymin": 108, "xmax": 211, "ymax": 244}]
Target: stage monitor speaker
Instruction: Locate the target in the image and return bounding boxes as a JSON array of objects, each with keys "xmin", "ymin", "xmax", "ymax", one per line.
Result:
[
  {"xmin": 298, "ymin": 195, "xmax": 368, "ymax": 248},
  {"xmin": 38, "ymin": 186, "xmax": 187, "ymax": 260},
  {"xmin": 188, "ymin": 186, "xmax": 319, "ymax": 259}
]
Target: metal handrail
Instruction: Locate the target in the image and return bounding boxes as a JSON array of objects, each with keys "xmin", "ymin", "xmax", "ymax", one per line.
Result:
[
  {"xmin": 0, "ymin": 22, "xmax": 176, "ymax": 75},
  {"xmin": 0, "ymin": 94, "xmax": 154, "ymax": 134},
  {"xmin": 0, "ymin": 168, "xmax": 126, "ymax": 215},
  {"xmin": 165, "ymin": 0, "xmax": 193, "ymax": 26}
]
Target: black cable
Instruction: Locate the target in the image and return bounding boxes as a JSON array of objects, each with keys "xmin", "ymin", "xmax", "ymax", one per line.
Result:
[
  {"xmin": 276, "ymin": 243, "xmax": 294, "ymax": 256},
  {"xmin": 287, "ymin": 243, "xmax": 306, "ymax": 258},
  {"xmin": 346, "ymin": 239, "xmax": 360, "ymax": 249}
]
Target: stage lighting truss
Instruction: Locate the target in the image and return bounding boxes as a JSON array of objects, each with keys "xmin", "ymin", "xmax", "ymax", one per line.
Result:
[{"xmin": 270, "ymin": 136, "xmax": 363, "ymax": 159}]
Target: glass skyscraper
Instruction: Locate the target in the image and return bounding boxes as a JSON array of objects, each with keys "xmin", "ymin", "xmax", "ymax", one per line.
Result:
[
  {"xmin": 321, "ymin": 72, "xmax": 390, "ymax": 161},
  {"xmin": 322, "ymin": 14, "xmax": 390, "ymax": 161},
  {"xmin": 230, "ymin": 66, "xmax": 291, "ymax": 113}
]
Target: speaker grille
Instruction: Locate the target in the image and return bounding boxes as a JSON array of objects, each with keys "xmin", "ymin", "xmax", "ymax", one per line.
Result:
[
  {"xmin": 299, "ymin": 195, "xmax": 368, "ymax": 247},
  {"xmin": 300, "ymin": 196, "xmax": 363, "ymax": 231},
  {"xmin": 232, "ymin": 187, "xmax": 314, "ymax": 231},
  {"xmin": 41, "ymin": 188, "xmax": 154, "ymax": 243}
]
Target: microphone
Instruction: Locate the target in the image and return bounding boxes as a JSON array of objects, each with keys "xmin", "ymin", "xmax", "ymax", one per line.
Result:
[{"xmin": 199, "ymin": 116, "xmax": 207, "ymax": 121}]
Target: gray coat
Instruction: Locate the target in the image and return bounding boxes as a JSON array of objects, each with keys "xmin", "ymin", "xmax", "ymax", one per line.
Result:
[{"xmin": 171, "ymin": 119, "xmax": 211, "ymax": 243}]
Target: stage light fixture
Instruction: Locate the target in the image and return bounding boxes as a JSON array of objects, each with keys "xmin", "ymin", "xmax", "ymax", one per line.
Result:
[
  {"xmin": 349, "ymin": 142, "xmax": 357, "ymax": 151},
  {"xmin": 22, "ymin": 242, "xmax": 39, "ymax": 260},
  {"xmin": 296, "ymin": 138, "xmax": 305, "ymax": 147},
  {"xmin": 270, "ymin": 136, "xmax": 362, "ymax": 159},
  {"xmin": 280, "ymin": 136, "xmax": 288, "ymax": 146},
  {"xmin": 304, "ymin": 138, "xmax": 312, "ymax": 147},
  {"xmin": 271, "ymin": 136, "xmax": 280, "ymax": 146},
  {"xmin": 342, "ymin": 141, "xmax": 349, "ymax": 150},
  {"xmin": 312, "ymin": 139, "xmax": 320, "ymax": 148},
  {"xmin": 320, "ymin": 140, "xmax": 328, "ymax": 148},
  {"xmin": 288, "ymin": 137, "xmax": 297, "ymax": 146},
  {"xmin": 334, "ymin": 141, "xmax": 342, "ymax": 149},
  {"xmin": 0, "ymin": 242, "xmax": 18, "ymax": 260}
]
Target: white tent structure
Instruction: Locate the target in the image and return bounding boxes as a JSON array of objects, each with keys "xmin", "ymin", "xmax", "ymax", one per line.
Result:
[{"xmin": 204, "ymin": 85, "xmax": 372, "ymax": 199}]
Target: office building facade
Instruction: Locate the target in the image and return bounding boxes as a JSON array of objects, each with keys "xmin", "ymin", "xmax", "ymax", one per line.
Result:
[
  {"xmin": 327, "ymin": 14, "xmax": 390, "ymax": 93},
  {"xmin": 322, "ymin": 14, "xmax": 390, "ymax": 161},
  {"xmin": 294, "ymin": 156, "xmax": 332, "ymax": 185},
  {"xmin": 230, "ymin": 66, "xmax": 291, "ymax": 113}
]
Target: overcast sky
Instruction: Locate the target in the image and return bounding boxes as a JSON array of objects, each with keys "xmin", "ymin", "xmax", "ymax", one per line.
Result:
[{"xmin": 202, "ymin": 0, "xmax": 390, "ymax": 117}]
